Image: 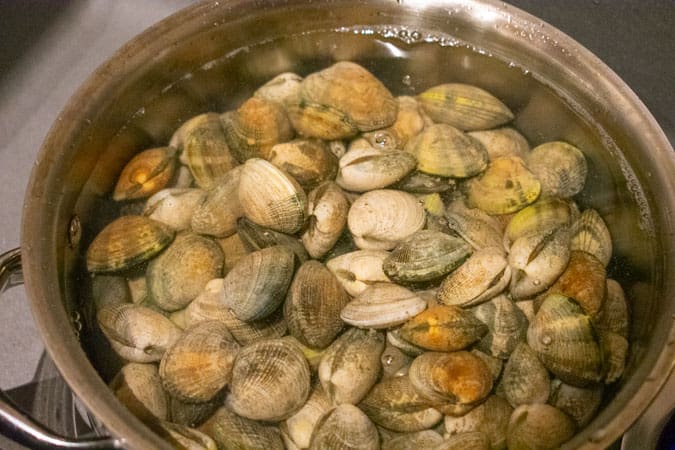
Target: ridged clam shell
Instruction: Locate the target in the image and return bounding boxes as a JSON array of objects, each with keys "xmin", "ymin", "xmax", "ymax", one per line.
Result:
[
  {"xmin": 268, "ymin": 138, "xmax": 339, "ymax": 191},
  {"xmin": 596, "ymin": 279, "xmax": 629, "ymax": 339},
  {"xmin": 236, "ymin": 216, "xmax": 309, "ymax": 263},
  {"xmin": 445, "ymin": 199, "xmax": 505, "ymax": 253},
  {"xmin": 500, "ymin": 343, "xmax": 550, "ymax": 408},
  {"xmin": 284, "ymin": 260, "xmax": 351, "ymax": 349},
  {"xmin": 110, "ymin": 362, "xmax": 168, "ymax": 422},
  {"xmin": 336, "ymin": 142, "xmax": 417, "ymax": 192},
  {"xmin": 287, "ymin": 100, "xmax": 359, "ymax": 140},
  {"xmin": 527, "ymin": 294, "xmax": 603, "ymax": 386},
  {"xmin": 465, "ymin": 157, "xmax": 540, "ymax": 215},
  {"xmin": 599, "ymin": 330, "xmax": 628, "ymax": 384},
  {"xmin": 254, "ymin": 72, "xmax": 303, "ymax": 108},
  {"xmin": 238, "ymin": 158, "xmax": 307, "ymax": 234},
  {"xmin": 325, "ymin": 249, "xmax": 391, "ymax": 297},
  {"xmin": 340, "ymin": 282, "xmax": 427, "ymax": 329},
  {"xmin": 97, "ymin": 303, "xmax": 182, "ymax": 363},
  {"xmin": 113, "ymin": 147, "xmax": 177, "ymax": 201},
  {"xmin": 472, "ymin": 295, "xmax": 529, "ymax": 359},
  {"xmin": 549, "ymin": 379, "xmax": 604, "ymax": 428},
  {"xmin": 217, "ymin": 232, "xmax": 250, "ymax": 273},
  {"xmin": 445, "ymin": 395, "xmax": 513, "ymax": 450},
  {"xmin": 226, "ymin": 338, "xmax": 311, "ymax": 421},
  {"xmin": 418, "ymin": 83, "xmax": 514, "ymax": 131},
  {"xmin": 222, "ymin": 245, "xmax": 295, "ymax": 322},
  {"xmin": 147, "ymin": 233, "xmax": 224, "ymax": 311},
  {"xmin": 348, "ymin": 189, "xmax": 425, "ymax": 250},
  {"xmin": 438, "ymin": 431, "xmax": 491, "ymax": 450},
  {"xmin": 383, "ymin": 230, "xmax": 472, "ymax": 285},
  {"xmin": 399, "ymin": 305, "xmax": 488, "ymax": 352},
  {"xmin": 437, "ymin": 247, "xmax": 511, "ymax": 307},
  {"xmin": 87, "ymin": 215, "xmax": 175, "ymax": 273},
  {"xmin": 385, "ymin": 430, "xmax": 444, "ymax": 450},
  {"xmin": 159, "ymin": 321, "xmax": 240, "ymax": 403},
  {"xmin": 570, "ymin": 208, "xmax": 612, "ymax": 267},
  {"xmin": 168, "ymin": 393, "xmax": 222, "ymax": 428},
  {"xmin": 468, "ymin": 127, "xmax": 530, "ymax": 161},
  {"xmin": 153, "ymin": 421, "xmax": 217, "ymax": 450},
  {"xmin": 318, "ymin": 328, "xmax": 385, "ymax": 405},
  {"xmin": 283, "ymin": 383, "xmax": 333, "ymax": 449},
  {"xmin": 526, "ymin": 141, "xmax": 587, "ymax": 198},
  {"xmin": 301, "ymin": 181, "xmax": 349, "ymax": 259},
  {"xmin": 199, "ymin": 407, "xmax": 284, "ymax": 450},
  {"xmin": 362, "ymin": 96, "xmax": 426, "ymax": 151},
  {"xmin": 503, "ymin": 197, "xmax": 577, "ymax": 249},
  {"xmin": 405, "ymin": 124, "xmax": 488, "ymax": 178},
  {"xmin": 190, "ymin": 166, "xmax": 243, "ymax": 238},
  {"xmin": 506, "ymin": 404, "xmax": 576, "ymax": 450},
  {"xmin": 309, "ymin": 404, "xmax": 380, "ymax": 450},
  {"xmin": 144, "ymin": 188, "xmax": 207, "ymax": 232}
]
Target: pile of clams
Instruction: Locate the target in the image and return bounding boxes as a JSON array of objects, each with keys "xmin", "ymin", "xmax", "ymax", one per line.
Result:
[{"xmin": 88, "ymin": 61, "xmax": 629, "ymax": 450}]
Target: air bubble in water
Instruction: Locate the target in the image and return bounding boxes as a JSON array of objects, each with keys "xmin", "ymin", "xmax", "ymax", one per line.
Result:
[
  {"xmin": 410, "ymin": 30, "xmax": 421, "ymax": 41},
  {"xmin": 402, "ymin": 74, "xmax": 412, "ymax": 86}
]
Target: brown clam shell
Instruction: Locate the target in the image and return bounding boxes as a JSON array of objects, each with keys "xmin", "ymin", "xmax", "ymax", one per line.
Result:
[{"xmin": 399, "ymin": 305, "xmax": 488, "ymax": 352}]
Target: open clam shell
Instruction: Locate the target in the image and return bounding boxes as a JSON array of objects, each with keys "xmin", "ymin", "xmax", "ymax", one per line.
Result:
[
  {"xmin": 152, "ymin": 421, "xmax": 217, "ymax": 450},
  {"xmin": 503, "ymin": 197, "xmax": 577, "ymax": 249},
  {"xmin": 236, "ymin": 216, "xmax": 309, "ymax": 264},
  {"xmin": 445, "ymin": 199, "xmax": 505, "ymax": 253}
]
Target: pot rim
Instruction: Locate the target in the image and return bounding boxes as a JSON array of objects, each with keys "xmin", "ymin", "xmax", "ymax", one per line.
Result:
[{"xmin": 20, "ymin": 0, "xmax": 675, "ymax": 449}]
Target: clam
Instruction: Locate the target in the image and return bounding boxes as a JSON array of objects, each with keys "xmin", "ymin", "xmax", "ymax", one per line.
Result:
[
  {"xmin": 283, "ymin": 383, "xmax": 333, "ymax": 449},
  {"xmin": 217, "ymin": 232, "xmax": 251, "ymax": 273},
  {"xmin": 527, "ymin": 294, "xmax": 604, "ymax": 386},
  {"xmin": 254, "ymin": 71, "xmax": 303, "ymax": 108},
  {"xmin": 405, "ymin": 123, "xmax": 488, "ymax": 178},
  {"xmin": 526, "ymin": 141, "xmax": 587, "ymax": 198},
  {"xmin": 471, "ymin": 349, "xmax": 504, "ymax": 382},
  {"xmin": 159, "ymin": 321, "xmax": 240, "ymax": 402},
  {"xmin": 318, "ymin": 328, "xmax": 385, "ymax": 405},
  {"xmin": 268, "ymin": 138, "xmax": 339, "ymax": 191},
  {"xmin": 236, "ymin": 216, "xmax": 309, "ymax": 263},
  {"xmin": 387, "ymin": 327, "xmax": 427, "ymax": 357},
  {"xmin": 465, "ymin": 156, "xmax": 540, "ymax": 215},
  {"xmin": 153, "ymin": 421, "xmax": 217, "ymax": 450},
  {"xmin": 190, "ymin": 165, "xmax": 244, "ymax": 238},
  {"xmin": 284, "ymin": 260, "xmax": 351, "ymax": 349},
  {"xmin": 570, "ymin": 208, "xmax": 613, "ymax": 267},
  {"xmin": 110, "ymin": 362, "xmax": 168, "ymax": 423},
  {"xmin": 127, "ymin": 274, "xmax": 148, "ymax": 304},
  {"xmin": 599, "ymin": 330, "xmax": 628, "ymax": 384},
  {"xmin": 438, "ymin": 431, "xmax": 491, "ymax": 450},
  {"xmin": 238, "ymin": 158, "xmax": 307, "ymax": 234},
  {"xmin": 596, "ymin": 279, "xmax": 629, "ymax": 339},
  {"xmin": 467, "ymin": 127, "xmax": 530, "ymax": 161},
  {"xmin": 86, "ymin": 215, "xmax": 174, "ymax": 273},
  {"xmin": 362, "ymin": 96, "xmax": 427, "ymax": 151},
  {"xmin": 168, "ymin": 394, "xmax": 222, "ymax": 428},
  {"xmin": 380, "ymin": 343, "xmax": 414, "ymax": 377},
  {"xmin": 503, "ymin": 197, "xmax": 577, "ymax": 249},
  {"xmin": 472, "ymin": 295, "xmax": 529, "ymax": 360},
  {"xmin": 301, "ymin": 181, "xmax": 350, "ymax": 259},
  {"xmin": 506, "ymin": 404, "xmax": 576, "ymax": 450},
  {"xmin": 445, "ymin": 199, "xmax": 505, "ymax": 253},
  {"xmin": 348, "ymin": 189, "xmax": 425, "ymax": 250},
  {"xmin": 222, "ymin": 245, "xmax": 295, "ymax": 322},
  {"xmin": 549, "ymin": 379, "xmax": 604, "ymax": 428},
  {"xmin": 399, "ymin": 305, "xmax": 488, "ymax": 352},
  {"xmin": 437, "ymin": 247, "xmax": 511, "ymax": 307},
  {"xmin": 336, "ymin": 141, "xmax": 417, "ymax": 192},
  {"xmin": 309, "ymin": 404, "xmax": 380, "ymax": 450},
  {"xmin": 225, "ymin": 338, "xmax": 311, "ymax": 421},
  {"xmin": 417, "ymin": 83, "xmax": 514, "ymax": 131},
  {"xmin": 500, "ymin": 343, "xmax": 550, "ymax": 408},
  {"xmin": 340, "ymin": 282, "xmax": 427, "ymax": 329},
  {"xmin": 325, "ymin": 249, "xmax": 391, "ymax": 297},
  {"xmin": 220, "ymin": 96, "xmax": 294, "ymax": 162},
  {"xmin": 445, "ymin": 395, "xmax": 513, "ymax": 450},
  {"xmin": 383, "ymin": 230, "xmax": 472, "ymax": 285},
  {"xmin": 97, "ymin": 303, "xmax": 182, "ymax": 363},
  {"xmin": 147, "ymin": 232, "xmax": 224, "ymax": 311},
  {"xmin": 393, "ymin": 170, "xmax": 455, "ymax": 193},
  {"xmin": 280, "ymin": 335, "xmax": 329, "ymax": 371},
  {"xmin": 144, "ymin": 188, "xmax": 207, "ymax": 232},
  {"xmin": 385, "ymin": 430, "xmax": 444, "ymax": 450},
  {"xmin": 199, "ymin": 407, "xmax": 284, "ymax": 450},
  {"xmin": 113, "ymin": 146, "xmax": 177, "ymax": 201},
  {"xmin": 92, "ymin": 274, "xmax": 132, "ymax": 310}
]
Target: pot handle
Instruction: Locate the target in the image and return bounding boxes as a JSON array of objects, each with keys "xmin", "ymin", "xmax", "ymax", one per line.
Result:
[{"xmin": 0, "ymin": 248, "xmax": 125, "ymax": 449}]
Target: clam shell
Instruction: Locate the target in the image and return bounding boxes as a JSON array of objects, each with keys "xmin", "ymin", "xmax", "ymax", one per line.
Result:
[
  {"xmin": 465, "ymin": 156, "xmax": 540, "ymax": 215},
  {"xmin": 393, "ymin": 170, "xmax": 455, "ymax": 194},
  {"xmin": 97, "ymin": 303, "xmax": 182, "ymax": 363},
  {"xmin": 190, "ymin": 166, "xmax": 244, "ymax": 238},
  {"xmin": 268, "ymin": 138, "xmax": 339, "ymax": 191},
  {"xmin": 471, "ymin": 349, "xmax": 504, "ymax": 382},
  {"xmin": 217, "ymin": 232, "xmax": 251, "ymax": 273},
  {"xmin": 325, "ymin": 249, "xmax": 391, "ymax": 297},
  {"xmin": 472, "ymin": 295, "xmax": 529, "ymax": 360},
  {"xmin": 254, "ymin": 72, "xmax": 303, "ymax": 108},
  {"xmin": 399, "ymin": 305, "xmax": 488, "ymax": 352},
  {"xmin": 226, "ymin": 338, "xmax": 311, "ymax": 421},
  {"xmin": 147, "ymin": 232, "xmax": 224, "ymax": 311},
  {"xmin": 336, "ymin": 141, "xmax": 417, "ymax": 192},
  {"xmin": 168, "ymin": 393, "xmax": 222, "ymax": 428},
  {"xmin": 144, "ymin": 188, "xmax": 207, "ymax": 232},
  {"xmin": 503, "ymin": 197, "xmax": 577, "ymax": 249},
  {"xmin": 318, "ymin": 328, "xmax": 385, "ymax": 405},
  {"xmin": 387, "ymin": 327, "xmax": 427, "ymax": 357},
  {"xmin": 87, "ymin": 215, "xmax": 175, "ymax": 273},
  {"xmin": 405, "ymin": 123, "xmax": 488, "ymax": 178},
  {"xmin": 238, "ymin": 158, "xmax": 307, "ymax": 234},
  {"xmin": 362, "ymin": 95, "xmax": 426, "ymax": 150},
  {"xmin": 467, "ymin": 127, "xmax": 530, "ymax": 161},
  {"xmin": 284, "ymin": 260, "xmax": 351, "ymax": 349},
  {"xmin": 113, "ymin": 147, "xmax": 177, "ymax": 201},
  {"xmin": 287, "ymin": 100, "xmax": 358, "ymax": 140},
  {"xmin": 236, "ymin": 216, "xmax": 309, "ymax": 263},
  {"xmin": 418, "ymin": 83, "xmax": 514, "ymax": 131},
  {"xmin": 445, "ymin": 395, "xmax": 513, "ymax": 450},
  {"xmin": 383, "ymin": 230, "xmax": 472, "ymax": 285},
  {"xmin": 309, "ymin": 404, "xmax": 380, "ymax": 450},
  {"xmin": 340, "ymin": 282, "xmax": 427, "ymax": 329},
  {"xmin": 385, "ymin": 430, "xmax": 444, "ymax": 450},
  {"xmin": 283, "ymin": 383, "xmax": 333, "ymax": 449},
  {"xmin": 596, "ymin": 279, "xmax": 629, "ymax": 339},
  {"xmin": 570, "ymin": 208, "xmax": 613, "ymax": 267},
  {"xmin": 280, "ymin": 335, "xmax": 329, "ymax": 371},
  {"xmin": 549, "ymin": 379, "xmax": 604, "ymax": 428},
  {"xmin": 437, "ymin": 431, "xmax": 491, "ymax": 450},
  {"xmin": 527, "ymin": 294, "xmax": 603, "ymax": 386},
  {"xmin": 500, "ymin": 342, "xmax": 550, "ymax": 408},
  {"xmin": 110, "ymin": 362, "xmax": 168, "ymax": 423},
  {"xmin": 599, "ymin": 330, "xmax": 628, "ymax": 384},
  {"xmin": 380, "ymin": 344, "xmax": 414, "ymax": 378},
  {"xmin": 526, "ymin": 141, "xmax": 587, "ymax": 198},
  {"xmin": 92, "ymin": 275, "xmax": 132, "ymax": 310},
  {"xmin": 506, "ymin": 404, "xmax": 576, "ymax": 450},
  {"xmin": 153, "ymin": 421, "xmax": 217, "ymax": 450},
  {"xmin": 199, "ymin": 407, "xmax": 284, "ymax": 450},
  {"xmin": 301, "ymin": 181, "xmax": 350, "ymax": 259},
  {"xmin": 348, "ymin": 189, "xmax": 426, "ymax": 250},
  {"xmin": 445, "ymin": 199, "xmax": 505, "ymax": 253}
]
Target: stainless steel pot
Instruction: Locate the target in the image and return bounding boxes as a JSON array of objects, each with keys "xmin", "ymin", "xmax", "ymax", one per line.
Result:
[{"xmin": 0, "ymin": 0, "xmax": 673, "ymax": 448}]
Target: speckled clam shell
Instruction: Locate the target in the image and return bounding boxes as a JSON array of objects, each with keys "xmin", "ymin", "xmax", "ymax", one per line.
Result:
[
  {"xmin": 87, "ymin": 215, "xmax": 175, "ymax": 273},
  {"xmin": 253, "ymin": 72, "xmax": 303, "ymax": 108},
  {"xmin": 418, "ymin": 83, "xmax": 514, "ymax": 131},
  {"xmin": 283, "ymin": 383, "xmax": 333, "ymax": 449},
  {"xmin": 147, "ymin": 232, "xmax": 224, "ymax": 311},
  {"xmin": 236, "ymin": 216, "xmax": 309, "ymax": 264},
  {"xmin": 200, "ymin": 407, "xmax": 284, "ymax": 450},
  {"xmin": 405, "ymin": 124, "xmax": 488, "ymax": 178},
  {"xmin": 383, "ymin": 230, "xmax": 472, "ymax": 285},
  {"xmin": 309, "ymin": 404, "xmax": 380, "ymax": 450},
  {"xmin": 599, "ymin": 330, "xmax": 628, "ymax": 384},
  {"xmin": 506, "ymin": 404, "xmax": 576, "ymax": 450},
  {"xmin": 508, "ymin": 226, "xmax": 571, "ymax": 300},
  {"xmin": 503, "ymin": 197, "xmax": 577, "ymax": 249},
  {"xmin": 526, "ymin": 141, "xmax": 587, "ymax": 198},
  {"xmin": 159, "ymin": 321, "xmax": 240, "ymax": 403},
  {"xmin": 222, "ymin": 245, "xmax": 295, "ymax": 322},
  {"xmin": 596, "ymin": 279, "xmax": 629, "ymax": 339},
  {"xmin": 549, "ymin": 379, "xmax": 604, "ymax": 428},
  {"xmin": 340, "ymin": 282, "xmax": 427, "ymax": 329},
  {"xmin": 144, "ymin": 188, "xmax": 207, "ymax": 232},
  {"xmin": 325, "ymin": 249, "xmax": 391, "ymax": 297},
  {"xmin": 500, "ymin": 342, "xmax": 550, "ymax": 408},
  {"xmin": 97, "ymin": 303, "xmax": 182, "ymax": 363},
  {"xmin": 268, "ymin": 138, "xmax": 339, "ymax": 192},
  {"xmin": 337, "ymin": 143, "xmax": 417, "ymax": 192},
  {"xmin": 399, "ymin": 305, "xmax": 488, "ymax": 352},
  {"xmin": 385, "ymin": 430, "xmax": 444, "ymax": 450},
  {"xmin": 238, "ymin": 158, "xmax": 307, "ymax": 234},
  {"xmin": 527, "ymin": 294, "xmax": 603, "ymax": 386},
  {"xmin": 190, "ymin": 166, "xmax": 243, "ymax": 238},
  {"xmin": 113, "ymin": 147, "xmax": 177, "ymax": 201},
  {"xmin": 465, "ymin": 156, "xmax": 540, "ymax": 215},
  {"xmin": 301, "ymin": 181, "xmax": 349, "ymax": 259},
  {"xmin": 467, "ymin": 127, "xmax": 530, "ymax": 161},
  {"xmin": 221, "ymin": 96, "xmax": 294, "ymax": 162},
  {"xmin": 284, "ymin": 260, "xmax": 351, "ymax": 349},
  {"xmin": 110, "ymin": 363, "xmax": 168, "ymax": 423},
  {"xmin": 438, "ymin": 431, "xmax": 491, "ymax": 450},
  {"xmin": 445, "ymin": 199, "xmax": 505, "ymax": 253},
  {"xmin": 348, "ymin": 189, "xmax": 425, "ymax": 250},
  {"xmin": 570, "ymin": 208, "xmax": 613, "ymax": 267},
  {"xmin": 226, "ymin": 338, "xmax": 311, "ymax": 421},
  {"xmin": 153, "ymin": 421, "xmax": 217, "ymax": 450},
  {"xmin": 437, "ymin": 247, "xmax": 511, "ymax": 307},
  {"xmin": 472, "ymin": 295, "xmax": 529, "ymax": 360},
  {"xmin": 362, "ymin": 95, "xmax": 426, "ymax": 151},
  {"xmin": 319, "ymin": 328, "xmax": 385, "ymax": 405},
  {"xmin": 445, "ymin": 395, "xmax": 513, "ymax": 450}
]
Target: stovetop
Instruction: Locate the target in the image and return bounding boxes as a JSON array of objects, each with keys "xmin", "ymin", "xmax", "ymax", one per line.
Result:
[{"xmin": 0, "ymin": 1, "xmax": 672, "ymax": 449}]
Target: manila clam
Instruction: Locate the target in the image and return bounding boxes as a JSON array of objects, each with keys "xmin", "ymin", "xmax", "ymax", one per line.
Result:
[
  {"xmin": 268, "ymin": 138, "xmax": 339, "ymax": 192},
  {"xmin": 500, "ymin": 342, "xmax": 550, "ymax": 408},
  {"xmin": 438, "ymin": 431, "xmax": 491, "ymax": 450},
  {"xmin": 385, "ymin": 430, "xmax": 444, "ymax": 450},
  {"xmin": 526, "ymin": 141, "xmax": 587, "ymax": 199},
  {"xmin": 399, "ymin": 305, "xmax": 488, "ymax": 352},
  {"xmin": 336, "ymin": 141, "xmax": 417, "ymax": 192},
  {"xmin": 506, "ymin": 404, "xmax": 576, "ymax": 450},
  {"xmin": 467, "ymin": 127, "xmax": 530, "ymax": 162},
  {"xmin": 110, "ymin": 362, "xmax": 168, "ymax": 423},
  {"xmin": 190, "ymin": 165, "xmax": 243, "ymax": 237},
  {"xmin": 340, "ymin": 282, "xmax": 427, "ymax": 329},
  {"xmin": 283, "ymin": 383, "xmax": 333, "ymax": 449},
  {"xmin": 445, "ymin": 395, "xmax": 513, "ymax": 450},
  {"xmin": 144, "ymin": 188, "xmax": 207, "ymax": 232},
  {"xmin": 570, "ymin": 208, "xmax": 613, "ymax": 267},
  {"xmin": 309, "ymin": 404, "xmax": 380, "ymax": 450},
  {"xmin": 301, "ymin": 181, "xmax": 349, "ymax": 259},
  {"xmin": 199, "ymin": 407, "xmax": 284, "ymax": 450},
  {"xmin": 325, "ymin": 249, "xmax": 391, "ymax": 297},
  {"xmin": 472, "ymin": 295, "xmax": 529, "ymax": 360},
  {"xmin": 253, "ymin": 71, "xmax": 303, "ymax": 108},
  {"xmin": 113, "ymin": 146, "xmax": 177, "ymax": 201},
  {"xmin": 549, "ymin": 379, "xmax": 604, "ymax": 428},
  {"xmin": 362, "ymin": 95, "xmax": 426, "ymax": 151}
]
